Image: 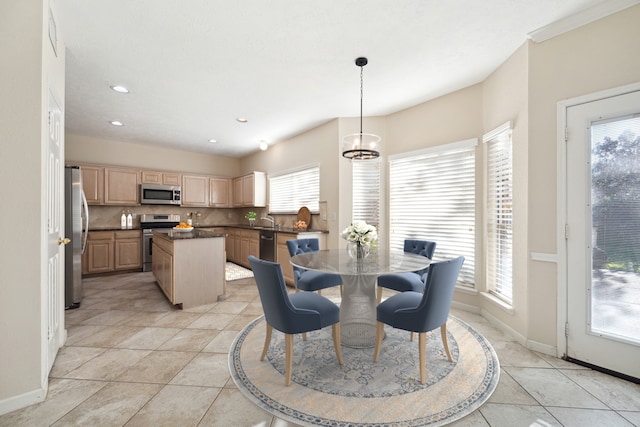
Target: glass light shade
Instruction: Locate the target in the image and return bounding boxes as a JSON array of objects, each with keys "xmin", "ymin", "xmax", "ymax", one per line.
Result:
[{"xmin": 342, "ymin": 132, "xmax": 381, "ymax": 160}]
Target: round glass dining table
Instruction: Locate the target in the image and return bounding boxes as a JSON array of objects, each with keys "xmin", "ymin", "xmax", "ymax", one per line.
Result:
[{"xmin": 290, "ymin": 248, "xmax": 430, "ymax": 348}]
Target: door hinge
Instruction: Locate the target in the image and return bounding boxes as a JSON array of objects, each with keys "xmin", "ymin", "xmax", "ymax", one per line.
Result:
[
  {"xmin": 565, "ymin": 322, "xmax": 569, "ymax": 337},
  {"xmin": 564, "ymin": 224, "xmax": 569, "ymax": 240},
  {"xmin": 564, "ymin": 128, "xmax": 569, "ymax": 142}
]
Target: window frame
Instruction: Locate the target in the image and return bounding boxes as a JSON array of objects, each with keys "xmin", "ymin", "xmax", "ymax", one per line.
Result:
[
  {"xmin": 483, "ymin": 121, "xmax": 513, "ymax": 303},
  {"xmin": 268, "ymin": 164, "xmax": 320, "ymax": 214},
  {"xmin": 388, "ymin": 138, "xmax": 477, "ymax": 287}
]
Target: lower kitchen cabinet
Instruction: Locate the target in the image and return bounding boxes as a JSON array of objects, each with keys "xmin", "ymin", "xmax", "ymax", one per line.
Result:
[
  {"xmin": 114, "ymin": 230, "xmax": 142, "ymax": 270},
  {"xmin": 152, "ymin": 237, "xmax": 174, "ymax": 302},
  {"xmin": 276, "ymin": 231, "xmax": 326, "ymax": 286},
  {"xmin": 83, "ymin": 230, "xmax": 142, "ymax": 275},
  {"xmin": 151, "ymin": 231, "xmax": 226, "ymax": 309},
  {"xmin": 84, "ymin": 231, "xmax": 114, "ymax": 274},
  {"xmin": 239, "ymin": 229, "xmax": 259, "ymax": 268}
]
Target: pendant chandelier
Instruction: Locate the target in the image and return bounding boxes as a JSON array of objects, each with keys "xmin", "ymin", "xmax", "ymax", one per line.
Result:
[{"xmin": 342, "ymin": 57, "xmax": 381, "ymax": 160}]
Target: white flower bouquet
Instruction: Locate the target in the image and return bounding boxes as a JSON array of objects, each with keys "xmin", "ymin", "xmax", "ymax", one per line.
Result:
[{"xmin": 340, "ymin": 220, "xmax": 378, "ymax": 248}]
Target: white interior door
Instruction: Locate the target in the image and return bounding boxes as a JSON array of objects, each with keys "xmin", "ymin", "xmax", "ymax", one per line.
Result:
[
  {"xmin": 565, "ymin": 89, "xmax": 640, "ymax": 380},
  {"xmin": 46, "ymin": 90, "xmax": 64, "ymax": 373}
]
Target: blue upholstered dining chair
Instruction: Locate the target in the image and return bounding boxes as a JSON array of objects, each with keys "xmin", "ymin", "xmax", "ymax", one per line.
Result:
[
  {"xmin": 373, "ymin": 256, "xmax": 464, "ymax": 384},
  {"xmin": 248, "ymin": 255, "xmax": 344, "ymax": 386},
  {"xmin": 286, "ymin": 238, "xmax": 343, "ymax": 295},
  {"xmin": 376, "ymin": 239, "xmax": 436, "ymax": 303}
]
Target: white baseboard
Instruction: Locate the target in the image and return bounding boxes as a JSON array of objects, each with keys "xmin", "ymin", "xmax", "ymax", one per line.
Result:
[
  {"xmin": 451, "ymin": 300, "xmax": 481, "ymax": 314},
  {"xmin": 526, "ymin": 339, "xmax": 558, "ymax": 357},
  {"xmin": 0, "ymin": 387, "xmax": 45, "ymax": 416},
  {"xmin": 480, "ymin": 308, "xmax": 527, "ymax": 347}
]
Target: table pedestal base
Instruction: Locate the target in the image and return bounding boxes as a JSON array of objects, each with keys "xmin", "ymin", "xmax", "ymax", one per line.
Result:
[{"xmin": 339, "ymin": 274, "xmax": 378, "ymax": 348}]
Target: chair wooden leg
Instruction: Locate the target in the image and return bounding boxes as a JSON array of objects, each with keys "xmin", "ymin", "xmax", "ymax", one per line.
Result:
[
  {"xmin": 260, "ymin": 323, "xmax": 272, "ymax": 361},
  {"xmin": 332, "ymin": 323, "xmax": 344, "ymax": 365},
  {"xmin": 373, "ymin": 322, "xmax": 385, "ymax": 362},
  {"xmin": 285, "ymin": 333, "xmax": 294, "ymax": 386},
  {"xmin": 302, "ymin": 332, "xmax": 307, "ymax": 341},
  {"xmin": 419, "ymin": 332, "xmax": 427, "ymax": 384},
  {"xmin": 441, "ymin": 323, "xmax": 453, "ymax": 362},
  {"xmin": 410, "ymin": 332, "xmax": 415, "ymax": 341},
  {"xmin": 376, "ymin": 287, "xmax": 383, "ymax": 304}
]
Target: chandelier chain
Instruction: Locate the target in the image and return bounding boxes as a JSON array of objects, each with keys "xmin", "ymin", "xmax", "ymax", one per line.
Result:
[{"xmin": 359, "ymin": 65, "xmax": 364, "ymax": 134}]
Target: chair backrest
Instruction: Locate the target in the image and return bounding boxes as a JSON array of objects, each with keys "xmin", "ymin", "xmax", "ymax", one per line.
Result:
[
  {"xmin": 287, "ymin": 238, "xmax": 320, "ymax": 255},
  {"xmin": 395, "ymin": 256, "xmax": 464, "ymax": 333},
  {"xmin": 403, "ymin": 239, "xmax": 436, "ymax": 277},
  {"xmin": 248, "ymin": 255, "xmax": 302, "ymax": 333},
  {"xmin": 286, "ymin": 239, "xmax": 320, "ymax": 281}
]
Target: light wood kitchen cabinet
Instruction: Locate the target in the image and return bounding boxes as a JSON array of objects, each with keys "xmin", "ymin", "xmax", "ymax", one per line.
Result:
[
  {"xmin": 232, "ymin": 177, "xmax": 243, "ymax": 207},
  {"xmin": 232, "ymin": 172, "xmax": 266, "ymax": 207},
  {"xmin": 114, "ymin": 230, "xmax": 142, "ymax": 270},
  {"xmin": 83, "ymin": 230, "xmax": 142, "ymax": 275},
  {"xmin": 151, "ymin": 231, "xmax": 226, "ymax": 308},
  {"xmin": 104, "ymin": 167, "xmax": 140, "ymax": 205},
  {"xmin": 83, "ymin": 231, "xmax": 114, "ymax": 274},
  {"xmin": 182, "ymin": 174, "xmax": 210, "ymax": 207},
  {"xmin": 238, "ymin": 229, "xmax": 259, "ymax": 268},
  {"xmin": 80, "ymin": 165, "xmax": 104, "ymax": 205},
  {"xmin": 224, "ymin": 228, "xmax": 236, "ymax": 262},
  {"xmin": 152, "ymin": 237, "xmax": 174, "ymax": 302},
  {"xmin": 209, "ymin": 177, "xmax": 232, "ymax": 207},
  {"xmin": 141, "ymin": 170, "xmax": 182, "ymax": 186},
  {"xmin": 276, "ymin": 231, "xmax": 326, "ymax": 286}
]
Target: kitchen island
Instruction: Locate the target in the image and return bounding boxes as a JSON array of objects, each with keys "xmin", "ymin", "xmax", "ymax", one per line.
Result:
[{"xmin": 152, "ymin": 228, "xmax": 226, "ymax": 309}]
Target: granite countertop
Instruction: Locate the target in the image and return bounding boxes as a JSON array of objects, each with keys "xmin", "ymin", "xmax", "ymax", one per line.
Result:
[
  {"xmin": 88, "ymin": 227, "xmax": 142, "ymax": 232},
  {"xmin": 153, "ymin": 228, "xmax": 226, "ymax": 240},
  {"xmin": 218, "ymin": 224, "xmax": 328, "ymax": 234}
]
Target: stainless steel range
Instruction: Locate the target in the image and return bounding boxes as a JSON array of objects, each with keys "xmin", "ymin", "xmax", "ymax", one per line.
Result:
[{"xmin": 140, "ymin": 214, "xmax": 180, "ymax": 272}]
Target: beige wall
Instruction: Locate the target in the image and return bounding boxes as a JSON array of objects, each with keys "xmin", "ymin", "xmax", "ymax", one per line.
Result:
[
  {"xmin": 0, "ymin": 0, "xmax": 65, "ymax": 411},
  {"xmin": 527, "ymin": 5, "xmax": 640, "ymax": 347},
  {"xmin": 66, "ymin": 134, "xmax": 240, "ymax": 177},
  {"xmin": 481, "ymin": 43, "xmax": 530, "ymax": 339},
  {"xmin": 242, "ymin": 119, "xmax": 344, "ymax": 247}
]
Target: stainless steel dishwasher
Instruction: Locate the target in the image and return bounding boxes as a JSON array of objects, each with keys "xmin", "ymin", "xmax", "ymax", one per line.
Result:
[{"xmin": 259, "ymin": 230, "xmax": 276, "ymax": 261}]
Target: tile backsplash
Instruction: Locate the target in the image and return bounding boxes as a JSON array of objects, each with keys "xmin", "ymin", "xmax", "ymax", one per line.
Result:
[{"xmin": 88, "ymin": 204, "xmax": 328, "ymax": 231}]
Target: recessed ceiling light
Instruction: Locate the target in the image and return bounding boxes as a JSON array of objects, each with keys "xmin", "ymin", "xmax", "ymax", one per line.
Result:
[
  {"xmin": 236, "ymin": 118, "xmax": 248, "ymax": 123},
  {"xmin": 208, "ymin": 139, "xmax": 217, "ymax": 143},
  {"xmin": 110, "ymin": 120, "xmax": 124, "ymax": 126},
  {"xmin": 110, "ymin": 85, "xmax": 129, "ymax": 94},
  {"xmin": 259, "ymin": 141, "xmax": 269, "ymax": 151}
]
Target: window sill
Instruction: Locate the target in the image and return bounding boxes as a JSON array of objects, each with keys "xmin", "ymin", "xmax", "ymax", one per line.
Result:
[
  {"xmin": 480, "ymin": 292, "xmax": 515, "ymax": 315},
  {"xmin": 454, "ymin": 285, "xmax": 478, "ymax": 296}
]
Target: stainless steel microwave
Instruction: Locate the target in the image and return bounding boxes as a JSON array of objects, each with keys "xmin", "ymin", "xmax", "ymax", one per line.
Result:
[{"xmin": 140, "ymin": 184, "xmax": 181, "ymax": 205}]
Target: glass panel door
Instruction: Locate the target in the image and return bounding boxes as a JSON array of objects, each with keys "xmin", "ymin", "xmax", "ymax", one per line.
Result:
[
  {"xmin": 565, "ymin": 89, "xmax": 640, "ymax": 380},
  {"xmin": 590, "ymin": 115, "xmax": 640, "ymax": 345}
]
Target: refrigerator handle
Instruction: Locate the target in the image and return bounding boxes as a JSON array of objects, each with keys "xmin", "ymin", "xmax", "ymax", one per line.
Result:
[{"xmin": 81, "ymin": 189, "xmax": 89, "ymax": 254}]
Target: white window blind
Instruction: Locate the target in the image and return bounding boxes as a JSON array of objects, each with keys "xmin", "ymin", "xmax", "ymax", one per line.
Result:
[
  {"xmin": 484, "ymin": 123, "xmax": 513, "ymax": 302},
  {"xmin": 352, "ymin": 159, "xmax": 381, "ymax": 229},
  {"xmin": 389, "ymin": 140, "xmax": 476, "ymax": 286},
  {"xmin": 268, "ymin": 166, "xmax": 320, "ymax": 214}
]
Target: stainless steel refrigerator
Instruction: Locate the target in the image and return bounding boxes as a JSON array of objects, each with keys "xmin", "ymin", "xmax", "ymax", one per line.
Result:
[{"xmin": 65, "ymin": 166, "xmax": 89, "ymax": 309}]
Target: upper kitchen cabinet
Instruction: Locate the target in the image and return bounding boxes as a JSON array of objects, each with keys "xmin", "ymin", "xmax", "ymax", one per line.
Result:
[
  {"xmin": 233, "ymin": 172, "xmax": 266, "ymax": 207},
  {"xmin": 182, "ymin": 174, "xmax": 210, "ymax": 207},
  {"xmin": 81, "ymin": 165, "xmax": 104, "ymax": 205},
  {"xmin": 104, "ymin": 167, "xmax": 140, "ymax": 205},
  {"xmin": 141, "ymin": 170, "xmax": 182, "ymax": 186},
  {"xmin": 209, "ymin": 177, "xmax": 232, "ymax": 207}
]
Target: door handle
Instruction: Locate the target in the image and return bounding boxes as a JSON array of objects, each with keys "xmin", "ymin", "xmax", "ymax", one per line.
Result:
[{"xmin": 58, "ymin": 237, "xmax": 71, "ymax": 245}]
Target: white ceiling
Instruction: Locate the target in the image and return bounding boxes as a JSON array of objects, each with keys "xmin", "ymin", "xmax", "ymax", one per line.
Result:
[{"xmin": 56, "ymin": 0, "xmax": 629, "ymax": 158}]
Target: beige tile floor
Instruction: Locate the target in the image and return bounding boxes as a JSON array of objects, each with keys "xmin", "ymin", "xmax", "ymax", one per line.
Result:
[{"xmin": 2, "ymin": 271, "xmax": 640, "ymax": 426}]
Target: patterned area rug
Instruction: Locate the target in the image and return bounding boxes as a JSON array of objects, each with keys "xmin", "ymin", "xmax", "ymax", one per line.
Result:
[
  {"xmin": 229, "ymin": 315, "xmax": 500, "ymax": 426},
  {"xmin": 225, "ymin": 262, "xmax": 254, "ymax": 281}
]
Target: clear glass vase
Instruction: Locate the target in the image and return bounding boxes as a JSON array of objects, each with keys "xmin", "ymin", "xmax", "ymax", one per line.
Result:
[{"xmin": 347, "ymin": 242, "xmax": 370, "ymax": 260}]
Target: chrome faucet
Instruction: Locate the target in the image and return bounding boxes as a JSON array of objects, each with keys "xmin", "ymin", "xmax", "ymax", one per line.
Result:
[{"xmin": 261, "ymin": 215, "xmax": 275, "ymax": 228}]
